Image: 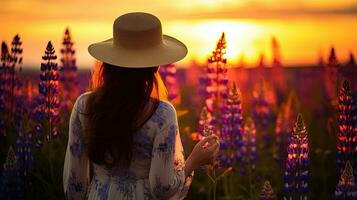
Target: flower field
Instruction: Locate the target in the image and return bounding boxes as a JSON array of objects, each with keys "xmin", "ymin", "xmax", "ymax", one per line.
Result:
[{"xmin": 0, "ymin": 29, "xmax": 356, "ymax": 200}]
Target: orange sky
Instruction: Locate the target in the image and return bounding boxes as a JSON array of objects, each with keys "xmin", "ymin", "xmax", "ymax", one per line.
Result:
[{"xmin": 1, "ymin": 0, "xmax": 357, "ymax": 68}]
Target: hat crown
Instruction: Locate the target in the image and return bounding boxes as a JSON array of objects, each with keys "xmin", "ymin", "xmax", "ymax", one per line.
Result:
[{"xmin": 113, "ymin": 12, "xmax": 163, "ymax": 49}]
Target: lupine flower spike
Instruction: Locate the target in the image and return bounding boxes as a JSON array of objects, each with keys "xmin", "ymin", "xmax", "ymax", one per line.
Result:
[
  {"xmin": 0, "ymin": 147, "xmax": 21, "ymax": 199},
  {"xmin": 0, "ymin": 42, "xmax": 10, "ymax": 136},
  {"xmin": 260, "ymin": 180, "xmax": 276, "ymax": 200},
  {"xmin": 0, "ymin": 36, "xmax": 23, "ymax": 136},
  {"xmin": 198, "ymin": 106, "xmax": 213, "ymax": 133},
  {"xmin": 203, "ymin": 124, "xmax": 214, "ymax": 137},
  {"xmin": 191, "ymin": 106, "xmax": 213, "ymax": 141},
  {"xmin": 252, "ymin": 81, "xmax": 275, "ymax": 129},
  {"xmin": 274, "ymin": 98, "xmax": 296, "ymax": 164},
  {"xmin": 34, "ymin": 41, "xmax": 60, "ymax": 142},
  {"xmin": 159, "ymin": 63, "xmax": 180, "ymax": 104},
  {"xmin": 271, "ymin": 37, "xmax": 281, "ymax": 68},
  {"xmin": 275, "ymin": 105, "xmax": 287, "ymax": 160},
  {"xmin": 347, "ymin": 53, "xmax": 355, "ymax": 67},
  {"xmin": 200, "ymin": 32, "xmax": 228, "ymax": 122},
  {"xmin": 60, "ymin": 28, "xmax": 79, "ymax": 109},
  {"xmin": 9, "ymin": 35, "xmax": 23, "ymax": 101},
  {"xmin": 14, "ymin": 132, "xmax": 34, "ymax": 187},
  {"xmin": 218, "ymin": 82, "xmax": 243, "ymax": 169},
  {"xmin": 10, "ymin": 35, "xmax": 28, "ymax": 131},
  {"xmin": 284, "ymin": 114, "xmax": 309, "ymax": 200},
  {"xmin": 337, "ymin": 80, "xmax": 357, "ymax": 177},
  {"xmin": 252, "ymin": 81, "xmax": 275, "ymax": 148},
  {"xmin": 271, "ymin": 36, "xmax": 287, "ymax": 102},
  {"xmin": 242, "ymin": 117, "xmax": 257, "ymax": 170},
  {"xmin": 324, "ymin": 47, "xmax": 339, "ymax": 105},
  {"xmin": 334, "ymin": 161, "xmax": 357, "ymax": 200}
]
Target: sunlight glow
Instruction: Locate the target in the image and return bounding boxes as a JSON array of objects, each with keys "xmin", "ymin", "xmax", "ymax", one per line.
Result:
[
  {"xmin": 196, "ymin": 20, "xmax": 262, "ymax": 63},
  {"xmin": 165, "ymin": 20, "xmax": 272, "ymax": 66}
]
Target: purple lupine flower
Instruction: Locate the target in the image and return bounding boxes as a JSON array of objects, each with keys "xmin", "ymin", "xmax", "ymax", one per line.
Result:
[
  {"xmin": 0, "ymin": 36, "xmax": 24, "ymax": 136},
  {"xmin": 0, "ymin": 147, "xmax": 22, "ymax": 199},
  {"xmin": 274, "ymin": 100, "xmax": 295, "ymax": 164},
  {"xmin": 256, "ymin": 54, "xmax": 266, "ymax": 80},
  {"xmin": 10, "ymin": 34, "xmax": 23, "ymax": 71},
  {"xmin": 271, "ymin": 36, "xmax": 281, "ymax": 68},
  {"xmin": 337, "ymin": 80, "xmax": 357, "ymax": 178},
  {"xmin": 159, "ymin": 63, "xmax": 180, "ymax": 105},
  {"xmin": 260, "ymin": 180, "xmax": 276, "ymax": 200},
  {"xmin": 283, "ymin": 114, "xmax": 309, "ymax": 200},
  {"xmin": 270, "ymin": 36, "xmax": 287, "ymax": 102},
  {"xmin": 218, "ymin": 83, "xmax": 243, "ymax": 169},
  {"xmin": 195, "ymin": 109, "xmax": 215, "ymax": 140},
  {"xmin": 60, "ymin": 28, "xmax": 79, "ymax": 110},
  {"xmin": 347, "ymin": 53, "xmax": 355, "ymax": 67},
  {"xmin": 200, "ymin": 32, "xmax": 228, "ymax": 125},
  {"xmin": 191, "ymin": 107, "xmax": 213, "ymax": 142},
  {"xmin": 9, "ymin": 35, "xmax": 23, "ymax": 107},
  {"xmin": 14, "ymin": 132, "xmax": 34, "ymax": 187},
  {"xmin": 324, "ymin": 47, "xmax": 339, "ymax": 105},
  {"xmin": 10, "ymin": 35, "xmax": 27, "ymax": 147},
  {"xmin": 34, "ymin": 41, "xmax": 60, "ymax": 142},
  {"xmin": 275, "ymin": 107, "xmax": 287, "ymax": 160},
  {"xmin": 242, "ymin": 117, "xmax": 257, "ymax": 170},
  {"xmin": 198, "ymin": 106, "xmax": 213, "ymax": 134},
  {"xmin": 252, "ymin": 81, "xmax": 274, "ymax": 130},
  {"xmin": 318, "ymin": 51, "xmax": 325, "ymax": 68},
  {"xmin": 252, "ymin": 81, "xmax": 275, "ymax": 149},
  {"xmin": 0, "ymin": 42, "xmax": 10, "ymax": 136},
  {"xmin": 334, "ymin": 161, "xmax": 357, "ymax": 200}
]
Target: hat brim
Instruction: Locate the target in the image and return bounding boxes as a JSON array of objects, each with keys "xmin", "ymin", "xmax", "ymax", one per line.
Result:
[{"xmin": 88, "ymin": 35, "xmax": 187, "ymax": 68}]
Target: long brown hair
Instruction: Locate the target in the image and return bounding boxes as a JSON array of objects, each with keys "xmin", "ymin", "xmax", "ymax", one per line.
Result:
[{"xmin": 84, "ymin": 62, "xmax": 167, "ymax": 168}]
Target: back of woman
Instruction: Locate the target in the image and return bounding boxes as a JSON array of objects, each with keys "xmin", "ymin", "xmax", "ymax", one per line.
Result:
[
  {"xmin": 63, "ymin": 12, "xmax": 219, "ymax": 200},
  {"xmin": 64, "ymin": 88, "xmax": 191, "ymax": 199}
]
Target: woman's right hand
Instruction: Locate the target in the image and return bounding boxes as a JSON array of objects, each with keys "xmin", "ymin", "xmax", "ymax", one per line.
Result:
[
  {"xmin": 191, "ymin": 135, "xmax": 220, "ymax": 166},
  {"xmin": 185, "ymin": 135, "xmax": 220, "ymax": 177}
]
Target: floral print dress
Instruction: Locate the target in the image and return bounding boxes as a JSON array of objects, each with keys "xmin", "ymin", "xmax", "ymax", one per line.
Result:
[{"xmin": 63, "ymin": 92, "xmax": 193, "ymax": 200}]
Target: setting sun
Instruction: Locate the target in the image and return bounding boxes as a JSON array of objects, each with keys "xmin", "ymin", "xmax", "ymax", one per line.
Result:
[{"xmin": 184, "ymin": 20, "xmax": 262, "ymax": 64}]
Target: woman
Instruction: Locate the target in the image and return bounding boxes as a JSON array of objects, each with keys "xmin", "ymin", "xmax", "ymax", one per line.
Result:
[{"xmin": 63, "ymin": 12, "xmax": 219, "ymax": 199}]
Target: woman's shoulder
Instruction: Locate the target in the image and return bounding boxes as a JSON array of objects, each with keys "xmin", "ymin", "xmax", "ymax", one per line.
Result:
[
  {"xmin": 73, "ymin": 91, "xmax": 92, "ymax": 112},
  {"xmin": 151, "ymin": 99, "xmax": 177, "ymax": 129},
  {"xmin": 157, "ymin": 99, "xmax": 177, "ymax": 116}
]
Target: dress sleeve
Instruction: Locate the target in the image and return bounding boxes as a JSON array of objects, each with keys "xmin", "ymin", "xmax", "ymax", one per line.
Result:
[
  {"xmin": 63, "ymin": 95, "xmax": 90, "ymax": 200},
  {"xmin": 149, "ymin": 103, "xmax": 193, "ymax": 200}
]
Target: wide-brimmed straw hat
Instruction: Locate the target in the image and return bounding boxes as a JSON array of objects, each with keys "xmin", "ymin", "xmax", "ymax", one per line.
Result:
[{"xmin": 88, "ymin": 12, "xmax": 187, "ymax": 68}]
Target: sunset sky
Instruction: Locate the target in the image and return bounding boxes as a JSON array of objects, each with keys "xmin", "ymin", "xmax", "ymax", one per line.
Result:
[{"xmin": 1, "ymin": 0, "xmax": 357, "ymax": 68}]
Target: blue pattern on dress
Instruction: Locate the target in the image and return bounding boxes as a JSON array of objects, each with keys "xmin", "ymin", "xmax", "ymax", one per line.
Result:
[
  {"xmin": 151, "ymin": 102, "xmax": 170, "ymax": 129},
  {"xmin": 155, "ymin": 124, "xmax": 176, "ymax": 165},
  {"xmin": 70, "ymin": 140, "xmax": 83, "ymax": 157},
  {"xmin": 109, "ymin": 168, "xmax": 137, "ymax": 200},
  {"xmin": 133, "ymin": 128, "xmax": 153, "ymax": 160},
  {"xmin": 71, "ymin": 114, "xmax": 82, "ymax": 136},
  {"xmin": 66, "ymin": 172, "xmax": 83, "ymax": 199},
  {"xmin": 152, "ymin": 176, "xmax": 174, "ymax": 199},
  {"xmin": 94, "ymin": 177, "xmax": 109, "ymax": 200}
]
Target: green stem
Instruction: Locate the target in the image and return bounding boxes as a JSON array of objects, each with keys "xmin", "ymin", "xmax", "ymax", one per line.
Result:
[
  {"xmin": 248, "ymin": 166, "xmax": 253, "ymax": 199},
  {"xmin": 213, "ymin": 168, "xmax": 217, "ymax": 200},
  {"xmin": 48, "ymin": 143, "xmax": 55, "ymax": 185},
  {"xmin": 223, "ymin": 176, "xmax": 230, "ymax": 198},
  {"xmin": 322, "ymin": 155, "xmax": 327, "ymax": 199},
  {"xmin": 229, "ymin": 173, "xmax": 234, "ymax": 197}
]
